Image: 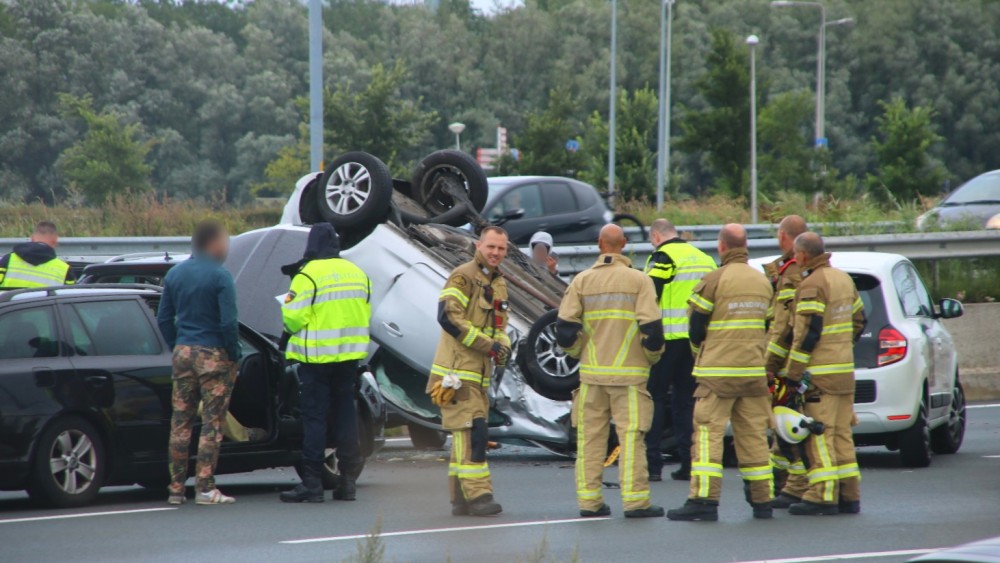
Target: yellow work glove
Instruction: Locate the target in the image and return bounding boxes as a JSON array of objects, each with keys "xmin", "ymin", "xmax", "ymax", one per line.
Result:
[{"xmin": 429, "ymin": 380, "xmax": 455, "ymax": 406}]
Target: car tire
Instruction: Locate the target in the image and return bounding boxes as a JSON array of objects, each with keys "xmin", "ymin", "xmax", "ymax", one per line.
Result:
[
  {"xmin": 298, "ymin": 173, "xmax": 325, "ymax": 225},
  {"xmin": 521, "ymin": 309, "xmax": 580, "ymax": 402},
  {"xmin": 316, "ymin": 152, "xmax": 393, "ymax": 229},
  {"xmin": 410, "ymin": 150, "xmax": 488, "ymax": 226},
  {"xmin": 898, "ymin": 392, "xmax": 932, "ymax": 468},
  {"xmin": 408, "ymin": 422, "xmax": 447, "ymax": 450},
  {"xmin": 931, "ymin": 378, "xmax": 966, "ymax": 455},
  {"xmin": 27, "ymin": 416, "xmax": 105, "ymax": 507}
]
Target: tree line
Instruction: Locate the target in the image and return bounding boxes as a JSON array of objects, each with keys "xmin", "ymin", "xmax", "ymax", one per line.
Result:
[{"xmin": 1, "ymin": 0, "xmax": 996, "ymax": 207}]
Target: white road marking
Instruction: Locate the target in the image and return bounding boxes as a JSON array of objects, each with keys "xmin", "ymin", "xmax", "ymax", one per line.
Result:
[
  {"xmin": 982, "ymin": 455, "xmax": 1000, "ymax": 459},
  {"xmin": 967, "ymin": 403, "xmax": 1000, "ymax": 409},
  {"xmin": 735, "ymin": 548, "xmax": 939, "ymax": 563},
  {"xmin": 0, "ymin": 507, "xmax": 176, "ymax": 525},
  {"xmin": 281, "ymin": 517, "xmax": 611, "ymax": 545}
]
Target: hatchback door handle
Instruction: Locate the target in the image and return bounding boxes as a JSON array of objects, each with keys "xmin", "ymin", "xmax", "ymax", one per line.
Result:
[{"xmin": 382, "ymin": 322, "xmax": 403, "ymax": 337}]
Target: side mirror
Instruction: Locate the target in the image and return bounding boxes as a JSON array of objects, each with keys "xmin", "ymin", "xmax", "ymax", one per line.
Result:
[
  {"xmin": 936, "ymin": 298, "xmax": 964, "ymax": 320},
  {"xmin": 492, "ymin": 208, "xmax": 525, "ymax": 226}
]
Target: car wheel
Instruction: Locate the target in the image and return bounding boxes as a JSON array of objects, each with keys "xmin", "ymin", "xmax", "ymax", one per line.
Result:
[
  {"xmin": 408, "ymin": 422, "xmax": 447, "ymax": 450},
  {"xmin": 522, "ymin": 309, "xmax": 580, "ymax": 402},
  {"xmin": 931, "ymin": 378, "xmax": 966, "ymax": 455},
  {"xmin": 28, "ymin": 416, "xmax": 105, "ymax": 507},
  {"xmin": 316, "ymin": 152, "xmax": 393, "ymax": 229},
  {"xmin": 410, "ymin": 150, "xmax": 488, "ymax": 226},
  {"xmin": 612, "ymin": 213, "xmax": 647, "ymax": 242},
  {"xmin": 898, "ymin": 392, "xmax": 932, "ymax": 468}
]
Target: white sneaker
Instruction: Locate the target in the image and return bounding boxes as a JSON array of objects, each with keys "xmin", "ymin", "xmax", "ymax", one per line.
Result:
[{"xmin": 196, "ymin": 489, "xmax": 235, "ymax": 505}]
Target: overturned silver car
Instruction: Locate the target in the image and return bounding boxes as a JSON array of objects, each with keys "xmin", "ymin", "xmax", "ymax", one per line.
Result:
[{"xmin": 228, "ymin": 150, "xmax": 587, "ymax": 453}]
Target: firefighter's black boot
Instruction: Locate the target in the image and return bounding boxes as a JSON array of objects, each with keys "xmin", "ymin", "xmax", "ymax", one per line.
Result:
[
  {"xmin": 332, "ymin": 475, "xmax": 356, "ymax": 501},
  {"xmin": 771, "ymin": 492, "xmax": 801, "ymax": 509},
  {"xmin": 580, "ymin": 503, "xmax": 611, "ymax": 518},
  {"xmin": 789, "ymin": 501, "xmax": 839, "ymax": 516},
  {"xmin": 838, "ymin": 499, "xmax": 861, "ymax": 514},
  {"xmin": 624, "ymin": 505, "xmax": 665, "ymax": 518},
  {"xmin": 280, "ymin": 464, "xmax": 324, "ymax": 503},
  {"xmin": 468, "ymin": 494, "xmax": 503, "ymax": 516},
  {"xmin": 667, "ymin": 500, "xmax": 719, "ymax": 522},
  {"xmin": 752, "ymin": 502, "xmax": 773, "ymax": 519}
]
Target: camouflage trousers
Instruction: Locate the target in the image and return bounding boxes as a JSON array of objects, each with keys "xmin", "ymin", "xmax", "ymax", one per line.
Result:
[{"xmin": 168, "ymin": 345, "xmax": 235, "ymax": 494}]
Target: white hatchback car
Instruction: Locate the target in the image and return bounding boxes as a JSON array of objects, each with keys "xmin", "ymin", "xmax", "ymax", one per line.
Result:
[{"xmin": 752, "ymin": 252, "xmax": 967, "ymax": 467}]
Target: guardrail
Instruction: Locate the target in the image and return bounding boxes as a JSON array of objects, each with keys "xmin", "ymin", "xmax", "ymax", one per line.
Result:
[
  {"xmin": 623, "ymin": 220, "xmax": 903, "ymax": 241},
  {"xmin": 0, "ymin": 236, "xmax": 191, "ymax": 264},
  {"xmin": 552, "ymin": 230, "xmax": 1000, "ymax": 275}
]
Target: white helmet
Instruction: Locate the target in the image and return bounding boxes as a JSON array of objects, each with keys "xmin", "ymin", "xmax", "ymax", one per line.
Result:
[{"xmin": 774, "ymin": 406, "xmax": 818, "ymax": 444}]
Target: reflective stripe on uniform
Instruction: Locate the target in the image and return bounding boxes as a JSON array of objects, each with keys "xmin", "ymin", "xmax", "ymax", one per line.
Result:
[
  {"xmin": 431, "ymin": 364, "xmax": 488, "ymax": 387},
  {"xmin": 462, "ymin": 326, "xmax": 481, "ymax": 347},
  {"xmin": 692, "ymin": 366, "xmax": 766, "ymax": 378},
  {"xmin": 286, "ymin": 341, "xmax": 367, "ymax": 358},
  {"xmin": 579, "ymin": 365, "xmax": 649, "ymax": 378},
  {"xmin": 789, "ymin": 350, "xmax": 811, "ymax": 364},
  {"xmin": 449, "ymin": 432, "xmax": 490, "ymax": 479},
  {"xmin": 852, "ymin": 297, "xmax": 864, "ymax": 314},
  {"xmin": 808, "ymin": 434, "xmax": 837, "ymax": 503},
  {"xmin": 692, "ymin": 425, "xmax": 718, "ymax": 498},
  {"xmin": 707, "ymin": 319, "xmax": 765, "ymax": 331},
  {"xmin": 837, "ymin": 462, "xmax": 861, "ymax": 480},
  {"xmin": 583, "ymin": 309, "xmax": 637, "ymax": 322},
  {"xmin": 440, "ymin": 287, "xmax": 470, "ymax": 307},
  {"xmin": 777, "ymin": 288, "xmax": 796, "ymax": 301},
  {"xmin": 767, "ymin": 341, "xmax": 789, "ymax": 358},
  {"xmin": 821, "ymin": 322, "xmax": 853, "ymax": 335},
  {"xmin": 808, "ymin": 363, "xmax": 854, "ymax": 375},
  {"xmin": 284, "ymin": 285, "xmax": 369, "ymax": 309},
  {"xmin": 620, "ymin": 385, "xmax": 646, "ymax": 503},
  {"xmin": 688, "ymin": 293, "xmax": 714, "ymax": 313},
  {"xmin": 796, "ymin": 300, "xmax": 826, "ymax": 314},
  {"xmin": 739, "ymin": 465, "xmax": 773, "ymax": 481},
  {"xmin": 575, "ymin": 384, "xmax": 596, "ymax": 502}
]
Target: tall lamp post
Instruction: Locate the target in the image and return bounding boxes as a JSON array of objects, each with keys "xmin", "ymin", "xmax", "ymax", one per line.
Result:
[
  {"xmin": 771, "ymin": 1, "xmax": 853, "ymax": 148},
  {"xmin": 308, "ymin": 0, "xmax": 323, "ymax": 172},
  {"xmin": 607, "ymin": 0, "xmax": 618, "ymax": 202},
  {"xmin": 747, "ymin": 34, "xmax": 759, "ymax": 225},
  {"xmin": 449, "ymin": 122, "xmax": 466, "ymax": 151},
  {"xmin": 656, "ymin": 0, "xmax": 676, "ymax": 212}
]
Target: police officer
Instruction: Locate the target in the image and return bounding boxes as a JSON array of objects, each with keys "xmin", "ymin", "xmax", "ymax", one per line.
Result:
[
  {"xmin": 427, "ymin": 226, "xmax": 511, "ymax": 517},
  {"xmin": 557, "ymin": 224, "xmax": 665, "ymax": 519},
  {"xmin": 0, "ymin": 221, "xmax": 75, "ymax": 289},
  {"xmin": 644, "ymin": 218, "xmax": 716, "ymax": 481},
  {"xmin": 762, "ymin": 215, "xmax": 809, "ymax": 507},
  {"xmin": 784, "ymin": 232, "xmax": 866, "ymax": 516},
  {"xmin": 280, "ymin": 223, "xmax": 371, "ymax": 504},
  {"xmin": 667, "ymin": 224, "xmax": 774, "ymax": 522}
]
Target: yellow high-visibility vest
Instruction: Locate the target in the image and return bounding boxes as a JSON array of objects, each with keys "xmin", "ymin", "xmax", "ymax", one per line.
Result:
[
  {"xmin": 0, "ymin": 253, "xmax": 72, "ymax": 289},
  {"xmin": 645, "ymin": 242, "xmax": 716, "ymax": 340}
]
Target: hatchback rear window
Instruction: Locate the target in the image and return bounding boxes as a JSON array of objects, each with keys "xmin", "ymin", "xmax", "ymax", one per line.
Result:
[{"xmin": 851, "ymin": 274, "xmax": 887, "ymax": 369}]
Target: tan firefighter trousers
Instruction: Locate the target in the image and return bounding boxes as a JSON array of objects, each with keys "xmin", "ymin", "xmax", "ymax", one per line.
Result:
[
  {"xmin": 573, "ymin": 383, "xmax": 653, "ymax": 511},
  {"xmin": 801, "ymin": 392, "xmax": 861, "ymax": 505}
]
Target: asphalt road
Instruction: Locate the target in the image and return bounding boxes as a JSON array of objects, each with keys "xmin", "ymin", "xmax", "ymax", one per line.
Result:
[{"xmin": 3, "ymin": 405, "xmax": 1000, "ymax": 563}]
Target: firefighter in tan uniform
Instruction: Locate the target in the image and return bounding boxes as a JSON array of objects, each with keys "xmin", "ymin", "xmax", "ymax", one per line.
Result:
[
  {"xmin": 667, "ymin": 224, "xmax": 775, "ymax": 522},
  {"xmin": 556, "ymin": 225, "xmax": 665, "ymax": 518},
  {"xmin": 761, "ymin": 215, "xmax": 809, "ymax": 507},
  {"xmin": 426, "ymin": 226, "xmax": 512, "ymax": 517},
  {"xmin": 784, "ymin": 232, "xmax": 866, "ymax": 516}
]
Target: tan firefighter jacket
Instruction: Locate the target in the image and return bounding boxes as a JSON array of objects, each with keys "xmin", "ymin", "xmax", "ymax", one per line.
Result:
[
  {"xmin": 763, "ymin": 251, "xmax": 804, "ymax": 374},
  {"xmin": 688, "ymin": 248, "xmax": 772, "ymax": 398},
  {"xmin": 556, "ymin": 253, "xmax": 663, "ymax": 386}
]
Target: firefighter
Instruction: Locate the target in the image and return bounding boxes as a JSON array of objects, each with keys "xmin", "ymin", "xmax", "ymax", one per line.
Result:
[
  {"xmin": 427, "ymin": 226, "xmax": 511, "ymax": 517},
  {"xmin": 0, "ymin": 221, "xmax": 75, "ymax": 289},
  {"xmin": 667, "ymin": 224, "xmax": 775, "ymax": 522},
  {"xmin": 784, "ymin": 232, "xmax": 866, "ymax": 516},
  {"xmin": 279, "ymin": 223, "xmax": 371, "ymax": 504},
  {"xmin": 761, "ymin": 215, "xmax": 809, "ymax": 507},
  {"xmin": 643, "ymin": 218, "xmax": 716, "ymax": 482},
  {"xmin": 556, "ymin": 224, "xmax": 665, "ymax": 518}
]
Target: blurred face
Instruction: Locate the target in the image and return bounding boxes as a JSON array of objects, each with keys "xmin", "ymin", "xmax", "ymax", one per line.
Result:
[
  {"xmin": 778, "ymin": 230, "xmax": 793, "ymax": 255},
  {"xmin": 531, "ymin": 243, "xmax": 549, "ymax": 265},
  {"xmin": 650, "ymin": 230, "xmax": 665, "ymax": 248},
  {"xmin": 477, "ymin": 231, "xmax": 509, "ymax": 268},
  {"xmin": 207, "ymin": 232, "xmax": 230, "ymax": 263},
  {"xmin": 794, "ymin": 247, "xmax": 808, "ymax": 267}
]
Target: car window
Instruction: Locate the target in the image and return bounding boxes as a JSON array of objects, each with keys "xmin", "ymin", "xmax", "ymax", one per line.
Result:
[
  {"xmin": 892, "ymin": 263, "xmax": 933, "ymax": 317},
  {"xmin": 71, "ymin": 300, "xmax": 162, "ymax": 356},
  {"xmin": 570, "ymin": 181, "xmax": 598, "ymax": 208},
  {"xmin": 944, "ymin": 173, "xmax": 1000, "ymax": 204},
  {"xmin": 540, "ymin": 182, "xmax": 578, "ymax": 215},
  {"xmin": 491, "ymin": 184, "xmax": 543, "ymax": 220},
  {"xmin": 63, "ymin": 306, "xmax": 97, "ymax": 356},
  {"xmin": 0, "ymin": 306, "xmax": 60, "ymax": 359},
  {"xmin": 88, "ymin": 274, "xmax": 165, "ymax": 286}
]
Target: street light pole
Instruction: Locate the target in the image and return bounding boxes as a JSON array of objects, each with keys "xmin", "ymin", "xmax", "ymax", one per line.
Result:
[
  {"xmin": 747, "ymin": 34, "xmax": 759, "ymax": 224},
  {"xmin": 770, "ymin": 1, "xmax": 853, "ymax": 149},
  {"xmin": 448, "ymin": 122, "xmax": 466, "ymax": 151},
  {"xmin": 656, "ymin": 0, "xmax": 675, "ymax": 212},
  {"xmin": 608, "ymin": 0, "xmax": 618, "ymax": 201},
  {"xmin": 308, "ymin": 0, "xmax": 323, "ymax": 172}
]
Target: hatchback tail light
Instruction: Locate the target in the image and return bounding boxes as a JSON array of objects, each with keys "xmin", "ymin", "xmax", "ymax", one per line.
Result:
[{"xmin": 878, "ymin": 327, "xmax": 907, "ymax": 366}]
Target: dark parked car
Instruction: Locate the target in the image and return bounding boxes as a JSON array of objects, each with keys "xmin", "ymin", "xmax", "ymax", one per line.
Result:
[
  {"xmin": 0, "ymin": 285, "xmax": 385, "ymax": 507},
  {"xmin": 917, "ymin": 169, "xmax": 1000, "ymax": 230},
  {"xmin": 483, "ymin": 176, "xmax": 615, "ymax": 245}
]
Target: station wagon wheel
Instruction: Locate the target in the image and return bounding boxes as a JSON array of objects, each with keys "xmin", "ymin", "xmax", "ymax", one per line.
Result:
[
  {"xmin": 28, "ymin": 416, "xmax": 105, "ymax": 507},
  {"xmin": 316, "ymin": 152, "xmax": 393, "ymax": 230},
  {"xmin": 522, "ymin": 309, "xmax": 580, "ymax": 401},
  {"xmin": 932, "ymin": 378, "xmax": 966, "ymax": 454}
]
